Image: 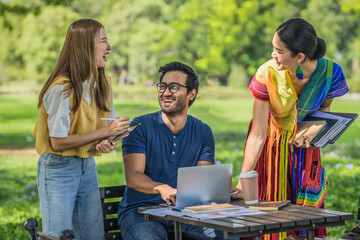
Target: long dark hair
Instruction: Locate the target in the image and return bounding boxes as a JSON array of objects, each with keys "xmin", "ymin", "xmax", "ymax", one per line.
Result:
[
  {"xmin": 38, "ymin": 19, "xmax": 110, "ymax": 112},
  {"xmin": 276, "ymin": 18, "xmax": 326, "ymax": 60}
]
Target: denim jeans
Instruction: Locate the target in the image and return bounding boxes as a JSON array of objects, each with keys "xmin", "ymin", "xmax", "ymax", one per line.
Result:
[
  {"xmin": 37, "ymin": 153, "xmax": 104, "ymax": 240},
  {"xmin": 118, "ymin": 207, "xmax": 224, "ymax": 240}
]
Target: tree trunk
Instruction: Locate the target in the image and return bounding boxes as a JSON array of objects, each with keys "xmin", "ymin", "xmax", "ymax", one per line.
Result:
[{"xmin": 118, "ymin": 68, "xmax": 128, "ymax": 86}]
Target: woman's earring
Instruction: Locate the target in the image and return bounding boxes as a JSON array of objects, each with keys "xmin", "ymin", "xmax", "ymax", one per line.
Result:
[{"xmin": 296, "ymin": 65, "xmax": 304, "ymax": 79}]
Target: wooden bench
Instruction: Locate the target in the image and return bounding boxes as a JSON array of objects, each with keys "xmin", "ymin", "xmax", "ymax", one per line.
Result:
[{"xmin": 100, "ymin": 185, "xmax": 126, "ymax": 240}]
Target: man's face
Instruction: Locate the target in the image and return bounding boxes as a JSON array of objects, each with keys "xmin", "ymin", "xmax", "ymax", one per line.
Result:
[{"xmin": 158, "ymin": 71, "xmax": 193, "ymax": 116}]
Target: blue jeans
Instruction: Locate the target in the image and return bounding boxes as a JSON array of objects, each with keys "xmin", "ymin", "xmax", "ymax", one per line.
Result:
[
  {"xmin": 37, "ymin": 153, "xmax": 104, "ymax": 240},
  {"xmin": 118, "ymin": 207, "xmax": 224, "ymax": 240}
]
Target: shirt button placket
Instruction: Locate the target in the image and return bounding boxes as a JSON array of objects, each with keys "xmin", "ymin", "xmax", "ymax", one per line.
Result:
[{"xmin": 171, "ymin": 135, "xmax": 177, "ymax": 158}]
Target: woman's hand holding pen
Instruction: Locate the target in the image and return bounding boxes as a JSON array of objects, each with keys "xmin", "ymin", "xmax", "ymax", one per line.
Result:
[
  {"xmin": 105, "ymin": 116, "xmax": 131, "ymax": 137},
  {"xmin": 86, "ymin": 117, "xmax": 130, "ymax": 153}
]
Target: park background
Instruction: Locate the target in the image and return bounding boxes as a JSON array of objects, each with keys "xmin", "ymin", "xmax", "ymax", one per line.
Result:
[{"xmin": 0, "ymin": 0, "xmax": 359, "ymax": 239}]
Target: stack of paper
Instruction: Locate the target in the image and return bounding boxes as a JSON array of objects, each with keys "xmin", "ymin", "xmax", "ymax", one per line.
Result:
[{"xmin": 184, "ymin": 203, "xmax": 240, "ymax": 214}]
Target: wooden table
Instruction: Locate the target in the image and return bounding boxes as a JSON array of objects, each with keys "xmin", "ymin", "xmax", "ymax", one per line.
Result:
[{"xmin": 139, "ymin": 201, "xmax": 354, "ymax": 240}]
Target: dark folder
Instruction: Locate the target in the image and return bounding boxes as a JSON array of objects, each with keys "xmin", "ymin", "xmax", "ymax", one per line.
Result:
[
  {"xmin": 298, "ymin": 112, "xmax": 358, "ymax": 148},
  {"xmin": 326, "ymin": 112, "xmax": 358, "ymax": 144}
]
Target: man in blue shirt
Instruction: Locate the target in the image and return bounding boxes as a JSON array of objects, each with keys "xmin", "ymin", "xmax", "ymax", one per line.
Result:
[{"xmin": 118, "ymin": 61, "xmax": 221, "ymax": 239}]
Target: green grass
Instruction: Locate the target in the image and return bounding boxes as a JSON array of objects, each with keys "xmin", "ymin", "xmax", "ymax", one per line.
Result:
[
  {"xmin": 0, "ymin": 153, "xmax": 127, "ymax": 239},
  {"xmin": 0, "ymin": 95, "xmax": 39, "ymax": 148},
  {"xmin": 1, "ymin": 153, "xmax": 359, "ymax": 238},
  {"xmin": 0, "ymin": 85, "xmax": 359, "ymax": 239}
]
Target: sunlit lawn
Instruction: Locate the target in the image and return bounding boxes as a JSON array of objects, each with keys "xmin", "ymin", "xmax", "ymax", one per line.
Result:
[{"xmin": 0, "ymin": 85, "xmax": 359, "ymax": 239}]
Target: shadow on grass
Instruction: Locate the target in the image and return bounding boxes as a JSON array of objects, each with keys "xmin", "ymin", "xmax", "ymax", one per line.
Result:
[{"xmin": 0, "ymin": 132, "xmax": 36, "ymax": 149}]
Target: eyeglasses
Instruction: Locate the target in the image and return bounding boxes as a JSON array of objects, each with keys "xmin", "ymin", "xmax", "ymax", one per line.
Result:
[{"xmin": 156, "ymin": 82, "xmax": 188, "ymax": 93}]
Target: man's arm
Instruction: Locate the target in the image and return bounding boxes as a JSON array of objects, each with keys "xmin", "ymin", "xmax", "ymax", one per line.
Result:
[
  {"xmin": 196, "ymin": 161, "xmax": 214, "ymax": 166},
  {"xmin": 123, "ymin": 153, "xmax": 176, "ymax": 205}
]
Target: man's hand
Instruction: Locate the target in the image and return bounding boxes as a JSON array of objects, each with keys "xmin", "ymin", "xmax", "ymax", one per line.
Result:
[
  {"xmin": 154, "ymin": 184, "xmax": 177, "ymax": 205},
  {"xmin": 231, "ymin": 185, "xmax": 243, "ymax": 199},
  {"xmin": 96, "ymin": 139, "xmax": 118, "ymax": 153}
]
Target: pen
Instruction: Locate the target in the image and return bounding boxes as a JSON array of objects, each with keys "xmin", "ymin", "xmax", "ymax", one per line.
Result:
[
  {"xmin": 101, "ymin": 118, "xmax": 132, "ymax": 121},
  {"xmin": 101, "ymin": 118, "xmax": 116, "ymax": 121}
]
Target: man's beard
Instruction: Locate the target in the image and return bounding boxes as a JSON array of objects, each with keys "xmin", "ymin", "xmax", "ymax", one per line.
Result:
[
  {"xmin": 162, "ymin": 107, "xmax": 182, "ymax": 117},
  {"xmin": 160, "ymin": 97, "xmax": 186, "ymax": 117}
]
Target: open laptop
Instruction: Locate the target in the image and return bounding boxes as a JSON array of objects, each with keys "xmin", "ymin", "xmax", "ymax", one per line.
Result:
[{"xmin": 174, "ymin": 163, "xmax": 233, "ymax": 209}]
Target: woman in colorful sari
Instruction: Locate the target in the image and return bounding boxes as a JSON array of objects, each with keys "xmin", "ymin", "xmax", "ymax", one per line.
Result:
[{"xmin": 235, "ymin": 18, "xmax": 349, "ymax": 240}]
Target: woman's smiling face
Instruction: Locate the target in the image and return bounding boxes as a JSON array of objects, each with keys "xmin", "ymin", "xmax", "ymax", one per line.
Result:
[
  {"xmin": 271, "ymin": 32, "xmax": 298, "ymax": 71},
  {"xmin": 94, "ymin": 27, "xmax": 111, "ymax": 68}
]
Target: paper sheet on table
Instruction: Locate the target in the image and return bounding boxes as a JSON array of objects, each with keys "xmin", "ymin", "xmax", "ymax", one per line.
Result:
[{"xmin": 141, "ymin": 206, "xmax": 265, "ymax": 221}]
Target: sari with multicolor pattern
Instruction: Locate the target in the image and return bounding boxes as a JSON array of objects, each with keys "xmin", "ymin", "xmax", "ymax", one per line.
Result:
[{"xmin": 247, "ymin": 58, "xmax": 349, "ymax": 240}]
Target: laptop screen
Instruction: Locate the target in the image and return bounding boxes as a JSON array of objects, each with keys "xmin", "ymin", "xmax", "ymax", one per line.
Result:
[{"xmin": 175, "ymin": 163, "xmax": 233, "ymax": 208}]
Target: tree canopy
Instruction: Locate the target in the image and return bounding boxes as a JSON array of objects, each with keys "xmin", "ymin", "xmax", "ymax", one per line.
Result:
[{"xmin": 1, "ymin": 0, "xmax": 359, "ymax": 91}]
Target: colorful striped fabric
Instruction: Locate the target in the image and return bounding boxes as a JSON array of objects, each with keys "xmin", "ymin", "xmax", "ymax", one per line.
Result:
[
  {"xmin": 248, "ymin": 58, "xmax": 349, "ymax": 240},
  {"xmin": 250, "ymin": 59, "xmax": 298, "ymax": 132},
  {"xmin": 296, "ymin": 58, "xmax": 332, "ymax": 122}
]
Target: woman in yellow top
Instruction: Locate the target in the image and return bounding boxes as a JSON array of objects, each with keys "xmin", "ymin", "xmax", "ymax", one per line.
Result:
[
  {"xmin": 235, "ymin": 18, "xmax": 349, "ymax": 240},
  {"xmin": 33, "ymin": 19, "xmax": 130, "ymax": 240}
]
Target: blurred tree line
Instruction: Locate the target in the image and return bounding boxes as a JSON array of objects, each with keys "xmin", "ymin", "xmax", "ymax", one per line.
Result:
[{"xmin": 1, "ymin": 0, "xmax": 360, "ymax": 91}]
